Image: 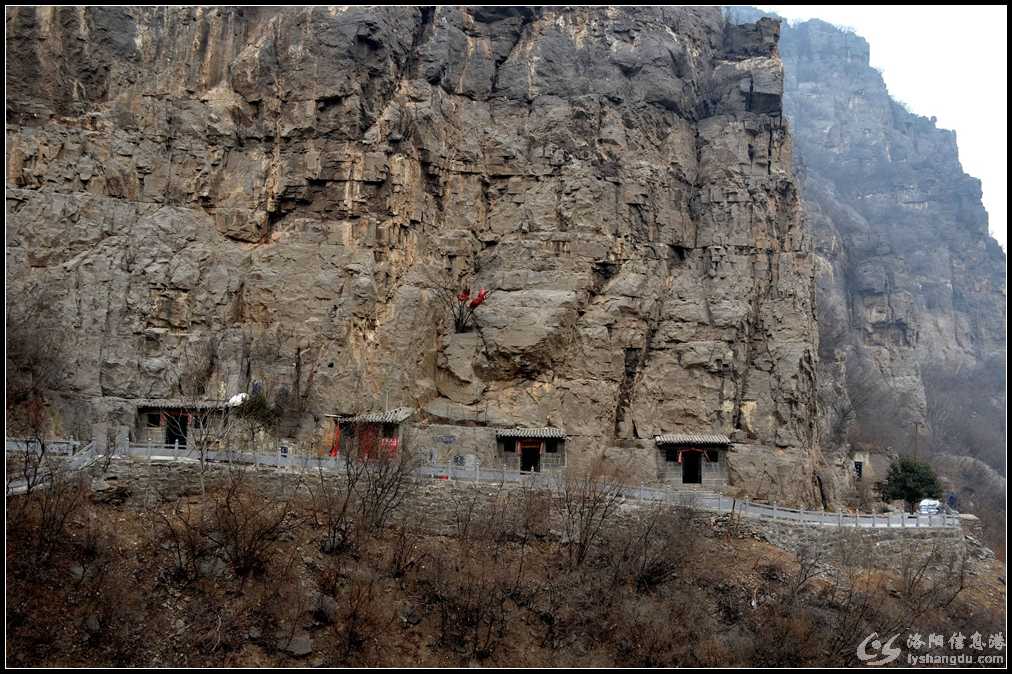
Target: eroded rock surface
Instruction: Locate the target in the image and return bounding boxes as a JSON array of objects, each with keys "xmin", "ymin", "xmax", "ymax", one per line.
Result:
[
  {"xmin": 777, "ymin": 17, "xmax": 1006, "ymax": 491},
  {"xmin": 6, "ymin": 7, "xmax": 821, "ymax": 503}
]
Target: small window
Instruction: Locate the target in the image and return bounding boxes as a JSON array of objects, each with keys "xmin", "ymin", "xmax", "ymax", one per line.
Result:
[
  {"xmin": 664, "ymin": 446, "xmax": 679, "ymax": 463},
  {"xmin": 544, "ymin": 439, "xmax": 559, "ymax": 453},
  {"xmin": 146, "ymin": 413, "xmax": 162, "ymax": 428},
  {"xmin": 382, "ymin": 423, "xmax": 397, "ymax": 439},
  {"xmin": 854, "ymin": 461, "xmax": 863, "ymax": 481},
  {"xmin": 704, "ymin": 448, "xmax": 718, "ymax": 462}
]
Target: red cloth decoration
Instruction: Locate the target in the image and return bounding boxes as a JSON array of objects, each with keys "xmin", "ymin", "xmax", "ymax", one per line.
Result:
[
  {"xmin": 468, "ymin": 288, "xmax": 488, "ymax": 308},
  {"xmin": 676, "ymin": 447, "xmax": 706, "ymax": 464},
  {"xmin": 329, "ymin": 424, "xmax": 340, "ymax": 457}
]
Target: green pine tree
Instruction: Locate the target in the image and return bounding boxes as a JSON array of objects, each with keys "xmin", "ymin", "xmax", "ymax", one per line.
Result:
[{"xmin": 880, "ymin": 456, "xmax": 943, "ymax": 512}]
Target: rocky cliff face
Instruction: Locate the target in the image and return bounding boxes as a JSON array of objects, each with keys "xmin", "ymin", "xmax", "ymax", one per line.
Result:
[
  {"xmin": 6, "ymin": 7, "xmax": 822, "ymax": 502},
  {"xmin": 741, "ymin": 12, "xmax": 1007, "ymax": 489}
]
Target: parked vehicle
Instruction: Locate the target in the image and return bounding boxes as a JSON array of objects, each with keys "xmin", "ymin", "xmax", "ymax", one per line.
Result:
[{"xmin": 917, "ymin": 498, "xmax": 941, "ymax": 515}]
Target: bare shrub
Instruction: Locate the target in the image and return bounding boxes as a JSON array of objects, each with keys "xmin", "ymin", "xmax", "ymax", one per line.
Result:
[
  {"xmin": 310, "ymin": 469, "xmax": 359, "ymax": 555},
  {"xmin": 351, "ymin": 450, "xmax": 419, "ymax": 533},
  {"xmin": 922, "ymin": 357, "xmax": 1005, "ymax": 469},
  {"xmin": 332, "ymin": 573, "xmax": 387, "ymax": 663},
  {"xmin": 466, "ymin": 481, "xmax": 547, "ymax": 545},
  {"xmin": 421, "ymin": 265, "xmax": 497, "ymax": 334},
  {"xmin": 310, "ymin": 450, "xmax": 418, "ymax": 555},
  {"xmin": 744, "ymin": 544, "xmax": 828, "ymax": 666},
  {"xmin": 6, "ymin": 470, "xmax": 89, "ymax": 566},
  {"xmin": 450, "ymin": 485, "xmax": 485, "ymax": 543},
  {"xmin": 69, "ymin": 510, "xmax": 149, "ymax": 662},
  {"xmin": 149, "ymin": 498, "xmax": 214, "ymax": 582},
  {"xmin": 895, "ymin": 542, "xmax": 966, "ymax": 615},
  {"xmin": 609, "ymin": 504, "xmax": 699, "ymax": 593},
  {"xmin": 388, "ymin": 523, "xmax": 428, "ymax": 580},
  {"xmin": 419, "ymin": 544, "xmax": 517, "ymax": 661},
  {"xmin": 817, "ymin": 532, "xmax": 898, "ymax": 666},
  {"xmin": 506, "ymin": 479, "xmax": 553, "ymax": 543},
  {"xmin": 417, "ymin": 484, "xmax": 542, "ymax": 661},
  {"xmin": 204, "ymin": 470, "xmax": 302, "ymax": 578},
  {"xmin": 554, "ymin": 458, "xmax": 627, "ymax": 568},
  {"xmin": 609, "ymin": 590, "xmax": 710, "ymax": 666}
]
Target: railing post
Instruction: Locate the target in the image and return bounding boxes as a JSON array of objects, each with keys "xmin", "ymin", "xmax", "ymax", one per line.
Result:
[
  {"xmin": 174, "ymin": 439, "xmax": 179, "ymax": 456},
  {"xmin": 901, "ymin": 512, "xmax": 905, "ymax": 528},
  {"xmin": 772, "ymin": 502, "xmax": 778, "ymax": 522}
]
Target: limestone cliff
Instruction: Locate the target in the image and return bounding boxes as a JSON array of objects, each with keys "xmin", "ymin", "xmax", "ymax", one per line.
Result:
[
  {"xmin": 725, "ymin": 8, "xmax": 1006, "ymax": 499},
  {"xmin": 6, "ymin": 7, "xmax": 822, "ymax": 503},
  {"xmin": 778, "ymin": 19, "xmax": 1006, "ymax": 479}
]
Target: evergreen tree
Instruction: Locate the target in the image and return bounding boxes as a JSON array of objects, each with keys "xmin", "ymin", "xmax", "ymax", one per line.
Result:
[{"xmin": 881, "ymin": 456, "xmax": 943, "ymax": 512}]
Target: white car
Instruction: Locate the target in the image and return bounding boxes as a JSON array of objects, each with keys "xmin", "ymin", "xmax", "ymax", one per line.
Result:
[{"xmin": 917, "ymin": 499, "xmax": 941, "ymax": 515}]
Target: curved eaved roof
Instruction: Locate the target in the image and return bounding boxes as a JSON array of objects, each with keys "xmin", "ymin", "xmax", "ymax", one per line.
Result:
[
  {"xmin": 327, "ymin": 407, "xmax": 415, "ymax": 424},
  {"xmin": 654, "ymin": 433, "xmax": 731, "ymax": 446},
  {"xmin": 496, "ymin": 427, "xmax": 567, "ymax": 439}
]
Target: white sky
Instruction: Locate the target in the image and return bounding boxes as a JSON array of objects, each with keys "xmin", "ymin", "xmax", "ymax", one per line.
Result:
[{"xmin": 758, "ymin": 5, "xmax": 1007, "ymax": 250}]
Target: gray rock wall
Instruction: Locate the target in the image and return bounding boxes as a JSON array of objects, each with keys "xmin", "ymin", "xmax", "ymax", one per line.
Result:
[
  {"xmin": 777, "ymin": 19, "xmax": 1006, "ymax": 469},
  {"xmin": 724, "ymin": 8, "xmax": 1007, "ymax": 503},
  {"xmin": 6, "ymin": 7, "xmax": 822, "ymax": 504}
]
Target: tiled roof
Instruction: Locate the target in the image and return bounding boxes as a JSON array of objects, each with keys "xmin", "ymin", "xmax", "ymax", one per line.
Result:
[
  {"xmin": 654, "ymin": 433, "xmax": 731, "ymax": 446},
  {"xmin": 327, "ymin": 407, "xmax": 415, "ymax": 424},
  {"xmin": 496, "ymin": 427, "xmax": 567, "ymax": 439},
  {"xmin": 135, "ymin": 398, "xmax": 231, "ymax": 410}
]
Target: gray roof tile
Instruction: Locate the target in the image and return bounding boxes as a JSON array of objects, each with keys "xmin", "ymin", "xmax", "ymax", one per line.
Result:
[
  {"xmin": 654, "ymin": 433, "xmax": 731, "ymax": 446},
  {"xmin": 329, "ymin": 407, "xmax": 415, "ymax": 424},
  {"xmin": 496, "ymin": 427, "xmax": 567, "ymax": 439}
]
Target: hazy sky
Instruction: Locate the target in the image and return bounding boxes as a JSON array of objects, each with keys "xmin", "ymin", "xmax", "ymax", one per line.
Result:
[{"xmin": 759, "ymin": 5, "xmax": 1007, "ymax": 249}]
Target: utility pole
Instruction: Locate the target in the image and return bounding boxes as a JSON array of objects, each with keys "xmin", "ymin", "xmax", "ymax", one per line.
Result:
[{"xmin": 912, "ymin": 420, "xmax": 920, "ymax": 459}]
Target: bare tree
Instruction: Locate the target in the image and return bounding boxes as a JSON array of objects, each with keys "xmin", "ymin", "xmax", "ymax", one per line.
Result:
[
  {"xmin": 310, "ymin": 444, "xmax": 419, "ymax": 555},
  {"xmin": 204, "ymin": 468, "xmax": 304, "ymax": 581},
  {"xmin": 166, "ymin": 336, "xmax": 242, "ymax": 494},
  {"xmin": 6, "ymin": 281, "xmax": 71, "ymax": 498},
  {"xmin": 554, "ymin": 457, "xmax": 627, "ymax": 568}
]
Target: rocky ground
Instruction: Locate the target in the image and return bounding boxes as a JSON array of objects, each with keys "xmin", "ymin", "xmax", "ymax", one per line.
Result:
[{"xmin": 5, "ymin": 460, "xmax": 1005, "ymax": 667}]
